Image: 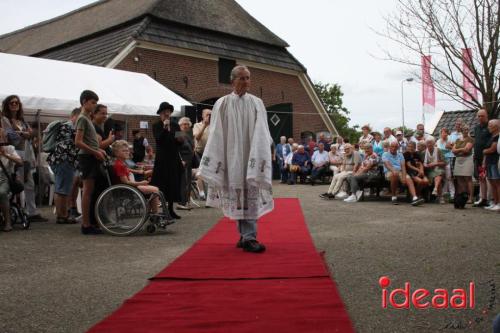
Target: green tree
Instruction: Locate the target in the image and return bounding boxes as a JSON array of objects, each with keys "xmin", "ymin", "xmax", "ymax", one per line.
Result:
[{"xmin": 313, "ymin": 82, "xmax": 360, "ymax": 143}]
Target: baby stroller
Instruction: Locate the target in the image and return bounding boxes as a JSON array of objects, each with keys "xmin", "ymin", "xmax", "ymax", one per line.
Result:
[{"xmin": 94, "ymin": 159, "xmax": 174, "ymax": 236}]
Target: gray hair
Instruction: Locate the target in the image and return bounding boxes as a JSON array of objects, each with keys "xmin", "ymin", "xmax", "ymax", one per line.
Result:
[
  {"xmin": 425, "ymin": 136, "xmax": 436, "ymax": 144},
  {"xmin": 230, "ymin": 65, "xmax": 250, "ymax": 82},
  {"xmin": 178, "ymin": 117, "xmax": 192, "ymax": 127}
]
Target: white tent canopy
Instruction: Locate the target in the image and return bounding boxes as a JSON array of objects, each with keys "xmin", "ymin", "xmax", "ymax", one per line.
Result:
[{"xmin": 0, "ymin": 53, "xmax": 190, "ymax": 120}]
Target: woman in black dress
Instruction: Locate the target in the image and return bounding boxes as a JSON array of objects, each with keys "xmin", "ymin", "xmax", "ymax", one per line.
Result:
[{"xmin": 150, "ymin": 102, "xmax": 183, "ymax": 219}]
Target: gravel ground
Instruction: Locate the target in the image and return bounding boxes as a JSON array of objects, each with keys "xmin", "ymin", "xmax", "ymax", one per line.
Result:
[{"xmin": 1, "ymin": 182, "xmax": 498, "ymax": 333}]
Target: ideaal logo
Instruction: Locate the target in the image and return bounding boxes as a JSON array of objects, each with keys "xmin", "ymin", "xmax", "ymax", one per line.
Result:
[{"xmin": 379, "ymin": 276, "xmax": 475, "ymax": 309}]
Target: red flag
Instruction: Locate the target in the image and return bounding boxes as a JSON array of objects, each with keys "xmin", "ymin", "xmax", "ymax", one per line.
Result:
[
  {"xmin": 462, "ymin": 48, "xmax": 478, "ymax": 102},
  {"xmin": 422, "ymin": 55, "xmax": 435, "ymax": 113}
]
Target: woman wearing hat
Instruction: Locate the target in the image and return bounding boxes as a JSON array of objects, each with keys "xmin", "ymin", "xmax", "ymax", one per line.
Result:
[{"xmin": 150, "ymin": 102, "xmax": 183, "ymax": 219}]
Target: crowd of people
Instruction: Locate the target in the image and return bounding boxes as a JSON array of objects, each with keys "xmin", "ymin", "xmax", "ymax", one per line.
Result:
[
  {"xmin": 0, "ymin": 89, "xmax": 498, "ymax": 234},
  {"xmin": 0, "ymin": 91, "xmax": 213, "ymax": 233},
  {"xmin": 275, "ymin": 111, "xmax": 500, "ymax": 211}
]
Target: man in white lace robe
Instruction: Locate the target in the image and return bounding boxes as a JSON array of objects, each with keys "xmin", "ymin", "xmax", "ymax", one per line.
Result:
[{"xmin": 198, "ymin": 65, "xmax": 273, "ymax": 253}]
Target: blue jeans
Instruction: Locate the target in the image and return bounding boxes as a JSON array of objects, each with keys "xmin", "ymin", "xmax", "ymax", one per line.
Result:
[{"xmin": 237, "ymin": 219, "xmax": 257, "ymax": 241}]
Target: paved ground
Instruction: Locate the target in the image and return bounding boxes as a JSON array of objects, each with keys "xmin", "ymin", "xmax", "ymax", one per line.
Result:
[{"xmin": 1, "ymin": 182, "xmax": 498, "ymax": 332}]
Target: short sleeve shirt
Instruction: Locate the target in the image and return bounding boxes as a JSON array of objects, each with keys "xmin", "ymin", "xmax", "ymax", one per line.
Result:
[
  {"xmin": 193, "ymin": 122, "xmax": 209, "ymax": 154},
  {"xmin": 343, "ymin": 151, "xmax": 361, "ymax": 172},
  {"xmin": 112, "ymin": 159, "xmax": 129, "ymax": 184},
  {"xmin": 485, "ymin": 135, "xmax": 499, "ymax": 165},
  {"xmin": 76, "ymin": 113, "xmax": 99, "ymax": 155},
  {"xmin": 382, "ymin": 151, "xmax": 405, "ymax": 173}
]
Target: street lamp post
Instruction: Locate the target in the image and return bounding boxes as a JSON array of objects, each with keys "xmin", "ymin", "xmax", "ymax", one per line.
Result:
[{"xmin": 401, "ymin": 77, "xmax": 414, "ymax": 132}]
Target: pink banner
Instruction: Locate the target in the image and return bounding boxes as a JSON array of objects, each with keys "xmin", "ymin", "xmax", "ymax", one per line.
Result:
[
  {"xmin": 462, "ymin": 48, "xmax": 478, "ymax": 102},
  {"xmin": 422, "ymin": 55, "xmax": 435, "ymax": 113}
]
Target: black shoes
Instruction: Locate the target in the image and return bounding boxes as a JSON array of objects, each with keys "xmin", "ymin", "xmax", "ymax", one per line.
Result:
[
  {"xmin": 242, "ymin": 239, "xmax": 266, "ymax": 253},
  {"xmin": 319, "ymin": 192, "xmax": 335, "ymax": 200},
  {"xmin": 169, "ymin": 211, "xmax": 182, "ymax": 219},
  {"xmin": 81, "ymin": 226, "xmax": 103, "ymax": 235}
]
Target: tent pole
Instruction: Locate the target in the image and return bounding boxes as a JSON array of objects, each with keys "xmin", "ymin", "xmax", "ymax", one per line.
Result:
[{"xmin": 36, "ymin": 109, "xmax": 43, "ymax": 207}]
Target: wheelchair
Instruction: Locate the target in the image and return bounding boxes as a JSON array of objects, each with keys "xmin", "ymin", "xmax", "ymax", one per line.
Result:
[
  {"xmin": 0, "ymin": 193, "xmax": 30, "ymax": 230},
  {"xmin": 94, "ymin": 160, "xmax": 174, "ymax": 236}
]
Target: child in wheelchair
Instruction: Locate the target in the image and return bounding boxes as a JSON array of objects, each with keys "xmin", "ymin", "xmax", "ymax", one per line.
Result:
[{"xmin": 111, "ymin": 140, "xmax": 160, "ymax": 214}]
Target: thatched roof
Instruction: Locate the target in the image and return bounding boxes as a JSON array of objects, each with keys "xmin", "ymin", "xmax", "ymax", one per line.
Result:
[{"xmin": 0, "ymin": 0, "xmax": 288, "ymax": 56}]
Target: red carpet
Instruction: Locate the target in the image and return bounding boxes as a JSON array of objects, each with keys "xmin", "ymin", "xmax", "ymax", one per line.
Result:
[{"xmin": 89, "ymin": 199, "xmax": 354, "ymax": 333}]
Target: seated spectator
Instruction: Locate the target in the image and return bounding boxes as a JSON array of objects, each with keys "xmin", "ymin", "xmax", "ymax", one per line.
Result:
[
  {"xmin": 276, "ymin": 136, "xmax": 291, "ymax": 184},
  {"xmin": 395, "ymin": 130, "xmax": 408, "ymax": 153},
  {"xmin": 436, "ymin": 127, "xmax": 455, "ymax": 200},
  {"xmin": 288, "ymin": 145, "xmax": 310, "ymax": 184},
  {"xmin": 404, "ymin": 141, "xmax": 429, "ymax": 199},
  {"xmin": 336, "ymin": 136, "xmax": 345, "ymax": 156},
  {"xmin": 328, "ymin": 145, "xmax": 342, "ymax": 175},
  {"xmin": 452, "ymin": 124, "xmax": 474, "ymax": 203},
  {"xmin": 410, "ymin": 130, "xmax": 425, "ymax": 144},
  {"xmin": 483, "ymin": 119, "xmax": 499, "ymax": 211},
  {"xmin": 111, "ymin": 140, "xmax": 160, "ymax": 213},
  {"xmin": 359, "ymin": 125, "xmax": 373, "ymax": 145},
  {"xmin": 382, "ymin": 141, "xmax": 423, "ymax": 205},
  {"xmin": 372, "ymin": 132, "xmax": 384, "ymax": 156},
  {"xmin": 319, "ymin": 143, "xmax": 360, "ymax": 199},
  {"xmin": 344, "ymin": 144, "xmax": 379, "ymax": 202},
  {"xmin": 284, "ymin": 143, "xmax": 298, "ymax": 182},
  {"xmin": 423, "ymin": 137, "xmax": 446, "ymax": 203},
  {"xmin": 310, "ymin": 142, "xmax": 329, "ymax": 185},
  {"xmin": 416, "ymin": 140, "xmax": 426, "ymax": 160},
  {"xmin": 0, "ymin": 125, "xmax": 23, "ymax": 231},
  {"xmin": 383, "ymin": 127, "xmax": 397, "ymax": 144}
]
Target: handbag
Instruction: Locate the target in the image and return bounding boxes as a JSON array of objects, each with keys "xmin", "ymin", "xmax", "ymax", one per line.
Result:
[{"xmin": 0, "ymin": 158, "xmax": 24, "ymax": 194}]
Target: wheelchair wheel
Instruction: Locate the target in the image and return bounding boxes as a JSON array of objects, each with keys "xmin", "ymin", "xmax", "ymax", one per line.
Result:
[
  {"xmin": 10, "ymin": 205, "xmax": 29, "ymax": 230},
  {"xmin": 95, "ymin": 185, "xmax": 148, "ymax": 236}
]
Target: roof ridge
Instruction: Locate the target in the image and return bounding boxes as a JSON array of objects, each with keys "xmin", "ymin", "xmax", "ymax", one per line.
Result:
[{"xmin": 0, "ymin": 0, "xmax": 105, "ymax": 40}]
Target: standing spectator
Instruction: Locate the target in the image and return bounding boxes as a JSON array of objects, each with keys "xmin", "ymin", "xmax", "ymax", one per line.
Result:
[
  {"xmin": 287, "ymin": 137, "xmax": 294, "ymax": 145},
  {"xmin": 359, "ymin": 125, "xmax": 374, "ymax": 145},
  {"xmin": 344, "ymin": 144, "xmax": 380, "ymax": 202},
  {"xmin": 151, "ymin": 102, "xmax": 183, "ymax": 219},
  {"xmin": 132, "ymin": 129, "xmax": 150, "ymax": 163},
  {"xmin": 193, "ymin": 108, "xmax": 211, "ymax": 200},
  {"xmin": 395, "ymin": 130, "xmax": 408, "ymax": 153},
  {"xmin": 336, "ymin": 136, "xmax": 345, "ymax": 156},
  {"xmin": 74, "ymin": 90, "xmax": 106, "ymax": 235},
  {"xmin": 310, "ymin": 142, "xmax": 329, "ymax": 185},
  {"xmin": 318, "ymin": 133, "xmax": 331, "ymax": 151},
  {"xmin": 328, "ymin": 144, "xmax": 342, "ymax": 175},
  {"xmin": 306, "ymin": 136, "xmax": 317, "ymax": 158},
  {"xmin": 423, "ymin": 137, "xmax": 446, "ymax": 203},
  {"xmin": 416, "ymin": 123, "xmax": 431, "ymax": 139},
  {"xmin": 482, "ymin": 119, "xmax": 499, "ymax": 211},
  {"xmin": 383, "ymin": 127, "xmax": 397, "ymax": 144},
  {"xmin": 275, "ymin": 136, "xmax": 291, "ymax": 183},
  {"xmin": 177, "ymin": 117, "xmax": 194, "ymax": 210},
  {"xmin": 372, "ymin": 132, "xmax": 384, "ymax": 157},
  {"xmin": 319, "ymin": 143, "xmax": 360, "ymax": 199},
  {"xmin": 472, "ymin": 109, "xmax": 492, "ymax": 207},
  {"xmin": 47, "ymin": 108, "xmax": 80, "ymax": 224},
  {"xmin": 452, "ymin": 124, "xmax": 474, "ymax": 203},
  {"xmin": 404, "ymin": 141, "xmax": 429, "ymax": 200},
  {"xmin": 410, "ymin": 130, "xmax": 426, "ymax": 144},
  {"xmin": 288, "ymin": 145, "xmax": 310, "ymax": 184},
  {"xmin": 1, "ymin": 95, "xmax": 47, "ymax": 223},
  {"xmin": 450, "ymin": 118, "xmax": 463, "ymax": 143},
  {"xmin": 382, "ymin": 141, "xmax": 422, "ymax": 205},
  {"xmin": 436, "ymin": 128, "xmax": 455, "ymax": 200},
  {"xmin": 0, "ymin": 124, "xmax": 22, "ymax": 231}
]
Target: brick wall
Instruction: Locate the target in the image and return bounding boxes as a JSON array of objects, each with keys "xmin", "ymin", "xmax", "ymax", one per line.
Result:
[{"xmin": 115, "ymin": 47, "xmax": 329, "ymax": 145}]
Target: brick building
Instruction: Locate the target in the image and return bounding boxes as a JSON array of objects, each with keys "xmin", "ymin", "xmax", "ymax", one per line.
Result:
[{"xmin": 0, "ymin": 0, "xmax": 338, "ymax": 147}]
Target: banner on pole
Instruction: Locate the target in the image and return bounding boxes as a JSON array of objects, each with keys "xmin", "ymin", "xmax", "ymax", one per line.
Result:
[
  {"xmin": 462, "ymin": 48, "xmax": 478, "ymax": 102},
  {"xmin": 422, "ymin": 55, "xmax": 435, "ymax": 114}
]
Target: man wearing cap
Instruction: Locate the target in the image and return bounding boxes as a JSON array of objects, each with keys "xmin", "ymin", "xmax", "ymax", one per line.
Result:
[
  {"xmin": 198, "ymin": 65, "xmax": 273, "ymax": 253},
  {"xmin": 395, "ymin": 130, "xmax": 408, "ymax": 153},
  {"xmin": 151, "ymin": 102, "xmax": 183, "ymax": 219}
]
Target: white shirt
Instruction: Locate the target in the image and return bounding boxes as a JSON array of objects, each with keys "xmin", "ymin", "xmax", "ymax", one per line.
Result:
[
  {"xmin": 0, "ymin": 145, "xmax": 19, "ymax": 175},
  {"xmin": 311, "ymin": 150, "xmax": 329, "ymax": 166},
  {"xmin": 285, "ymin": 151, "xmax": 294, "ymax": 166}
]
